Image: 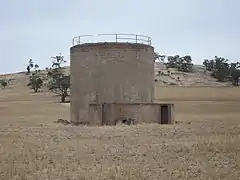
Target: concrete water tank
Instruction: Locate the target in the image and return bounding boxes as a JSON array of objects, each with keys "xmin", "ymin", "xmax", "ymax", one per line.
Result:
[{"xmin": 70, "ymin": 34, "xmax": 155, "ymax": 124}]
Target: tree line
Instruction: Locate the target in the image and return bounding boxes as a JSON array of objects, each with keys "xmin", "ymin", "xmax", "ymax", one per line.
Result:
[
  {"xmin": 154, "ymin": 53, "xmax": 240, "ymax": 86},
  {"xmin": 27, "ymin": 54, "xmax": 70, "ymax": 102},
  {"xmin": 1, "ymin": 52, "xmax": 239, "ymax": 97},
  {"xmin": 154, "ymin": 53, "xmax": 194, "ymax": 73},
  {"xmin": 203, "ymin": 56, "xmax": 240, "ymax": 85}
]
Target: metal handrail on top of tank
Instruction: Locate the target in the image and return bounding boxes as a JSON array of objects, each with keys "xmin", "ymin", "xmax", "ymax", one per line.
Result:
[
  {"xmin": 72, "ymin": 35, "xmax": 93, "ymax": 46},
  {"xmin": 72, "ymin": 34, "xmax": 152, "ymax": 46}
]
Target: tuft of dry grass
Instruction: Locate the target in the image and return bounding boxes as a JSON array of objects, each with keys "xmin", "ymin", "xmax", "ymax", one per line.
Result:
[{"xmin": 0, "ymin": 73, "xmax": 240, "ymax": 179}]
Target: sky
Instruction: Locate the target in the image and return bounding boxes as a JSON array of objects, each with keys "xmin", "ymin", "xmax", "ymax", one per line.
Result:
[{"xmin": 0, "ymin": 0, "xmax": 240, "ymax": 74}]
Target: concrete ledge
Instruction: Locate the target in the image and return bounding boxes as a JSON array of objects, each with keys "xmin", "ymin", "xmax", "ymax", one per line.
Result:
[
  {"xmin": 88, "ymin": 103, "xmax": 174, "ymax": 126},
  {"xmin": 71, "ymin": 42, "xmax": 154, "ymax": 51}
]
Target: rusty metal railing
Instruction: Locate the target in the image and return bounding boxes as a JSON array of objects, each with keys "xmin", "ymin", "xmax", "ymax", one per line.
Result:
[{"xmin": 72, "ymin": 33, "xmax": 152, "ymax": 46}]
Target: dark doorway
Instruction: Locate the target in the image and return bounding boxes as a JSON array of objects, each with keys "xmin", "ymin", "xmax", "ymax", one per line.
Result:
[{"xmin": 161, "ymin": 105, "xmax": 169, "ymax": 124}]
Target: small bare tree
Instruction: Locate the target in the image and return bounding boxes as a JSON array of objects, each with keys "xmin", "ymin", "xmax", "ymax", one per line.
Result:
[
  {"xmin": 154, "ymin": 52, "xmax": 166, "ymax": 63},
  {"xmin": 51, "ymin": 53, "xmax": 66, "ymax": 69}
]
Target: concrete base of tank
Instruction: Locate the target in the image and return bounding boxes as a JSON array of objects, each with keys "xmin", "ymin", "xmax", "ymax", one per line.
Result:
[{"xmin": 72, "ymin": 103, "xmax": 175, "ymax": 126}]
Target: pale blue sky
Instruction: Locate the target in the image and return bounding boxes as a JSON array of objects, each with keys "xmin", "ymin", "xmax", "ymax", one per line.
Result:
[{"xmin": 0, "ymin": 0, "xmax": 239, "ymax": 74}]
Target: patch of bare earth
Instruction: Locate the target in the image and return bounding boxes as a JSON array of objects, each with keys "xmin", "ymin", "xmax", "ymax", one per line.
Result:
[{"xmin": 0, "ymin": 73, "xmax": 239, "ymax": 179}]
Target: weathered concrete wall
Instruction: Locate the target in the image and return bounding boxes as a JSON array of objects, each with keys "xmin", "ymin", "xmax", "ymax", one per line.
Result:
[
  {"xmin": 88, "ymin": 103, "xmax": 175, "ymax": 126},
  {"xmin": 70, "ymin": 43, "xmax": 155, "ymax": 124},
  {"xmin": 88, "ymin": 104, "xmax": 102, "ymax": 125},
  {"xmin": 102, "ymin": 103, "xmax": 161, "ymax": 125}
]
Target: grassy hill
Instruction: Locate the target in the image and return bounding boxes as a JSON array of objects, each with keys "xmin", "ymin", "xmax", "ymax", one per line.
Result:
[
  {"xmin": 0, "ymin": 69, "xmax": 239, "ymax": 179},
  {"xmin": 2, "ymin": 63, "xmax": 231, "ymax": 88},
  {"xmin": 154, "ymin": 63, "xmax": 230, "ymax": 86}
]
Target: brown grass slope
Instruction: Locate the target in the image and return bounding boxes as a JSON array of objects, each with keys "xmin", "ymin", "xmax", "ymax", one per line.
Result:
[
  {"xmin": 154, "ymin": 63, "xmax": 230, "ymax": 86},
  {"xmin": 0, "ymin": 72, "xmax": 240, "ymax": 179}
]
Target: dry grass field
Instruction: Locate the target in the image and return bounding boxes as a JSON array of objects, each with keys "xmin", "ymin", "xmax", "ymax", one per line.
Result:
[{"xmin": 0, "ymin": 73, "xmax": 240, "ymax": 179}]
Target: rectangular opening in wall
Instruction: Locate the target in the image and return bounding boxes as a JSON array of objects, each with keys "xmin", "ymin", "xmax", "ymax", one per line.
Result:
[{"xmin": 161, "ymin": 105, "xmax": 169, "ymax": 124}]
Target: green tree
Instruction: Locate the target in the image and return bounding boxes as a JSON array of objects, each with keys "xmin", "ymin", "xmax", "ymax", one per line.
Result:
[
  {"xmin": 0, "ymin": 79, "xmax": 8, "ymax": 88},
  {"xmin": 27, "ymin": 73, "xmax": 43, "ymax": 92},
  {"xmin": 47, "ymin": 68, "xmax": 70, "ymax": 102},
  {"xmin": 228, "ymin": 62, "xmax": 240, "ymax": 86},
  {"xmin": 166, "ymin": 55, "xmax": 193, "ymax": 72},
  {"xmin": 34, "ymin": 64, "xmax": 39, "ymax": 71},
  {"xmin": 178, "ymin": 56, "xmax": 194, "ymax": 72},
  {"xmin": 167, "ymin": 55, "xmax": 180, "ymax": 69},
  {"xmin": 203, "ymin": 59, "xmax": 215, "ymax": 71},
  {"xmin": 47, "ymin": 55, "xmax": 70, "ymax": 102},
  {"xmin": 203, "ymin": 56, "xmax": 232, "ymax": 82},
  {"xmin": 211, "ymin": 56, "xmax": 229, "ymax": 82}
]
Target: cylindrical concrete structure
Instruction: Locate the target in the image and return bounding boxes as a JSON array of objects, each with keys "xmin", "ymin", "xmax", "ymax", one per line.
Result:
[{"xmin": 70, "ymin": 41, "xmax": 155, "ymax": 124}]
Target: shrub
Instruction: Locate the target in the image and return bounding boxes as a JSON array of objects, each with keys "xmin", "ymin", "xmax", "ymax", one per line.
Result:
[
  {"xmin": 27, "ymin": 73, "xmax": 43, "ymax": 92},
  {"xmin": 0, "ymin": 79, "xmax": 8, "ymax": 88}
]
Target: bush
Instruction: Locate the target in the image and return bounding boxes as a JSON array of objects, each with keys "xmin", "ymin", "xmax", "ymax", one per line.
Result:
[
  {"xmin": 47, "ymin": 68, "xmax": 70, "ymax": 102},
  {"xmin": 27, "ymin": 73, "xmax": 43, "ymax": 92},
  {"xmin": 0, "ymin": 79, "xmax": 8, "ymax": 88}
]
